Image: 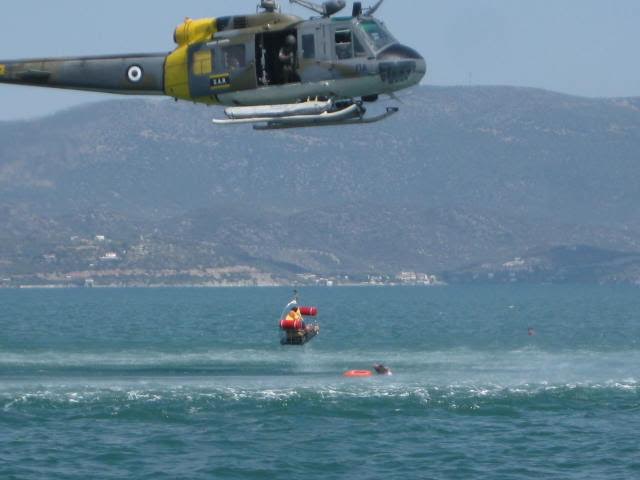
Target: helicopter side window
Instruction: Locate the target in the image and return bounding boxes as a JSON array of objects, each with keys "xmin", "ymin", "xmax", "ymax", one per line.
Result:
[
  {"xmin": 335, "ymin": 29, "xmax": 354, "ymax": 60},
  {"xmin": 192, "ymin": 50, "xmax": 213, "ymax": 76},
  {"xmin": 222, "ymin": 45, "xmax": 246, "ymax": 71},
  {"xmin": 302, "ymin": 34, "xmax": 315, "ymax": 59}
]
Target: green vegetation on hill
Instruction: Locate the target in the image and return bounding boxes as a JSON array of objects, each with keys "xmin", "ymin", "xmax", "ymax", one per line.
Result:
[{"xmin": 1, "ymin": 86, "xmax": 639, "ymax": 285}]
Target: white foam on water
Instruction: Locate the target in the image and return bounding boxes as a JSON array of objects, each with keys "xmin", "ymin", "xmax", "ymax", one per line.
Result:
[
  {"xmin": 1, "ymin": 377, "xmax": 637, "ymax": 413},
  {"xmin": 1, "ymin": 347, "xmax": 638, "ymax": 410}
]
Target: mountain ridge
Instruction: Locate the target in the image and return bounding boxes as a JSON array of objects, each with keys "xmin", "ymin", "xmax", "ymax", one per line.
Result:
[{"xmin": 1, "ymin": 85, "xmax": 639, "ymax": 285}]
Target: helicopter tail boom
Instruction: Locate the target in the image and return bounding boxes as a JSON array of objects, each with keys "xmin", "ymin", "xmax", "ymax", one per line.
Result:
[{"xmin": 0, "ymin": 53, "xmax": 166, "ymax": 95}]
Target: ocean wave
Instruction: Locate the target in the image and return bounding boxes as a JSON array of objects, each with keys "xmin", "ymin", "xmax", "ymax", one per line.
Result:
[
  {"xmin": 1, "ymin": 380, "xmax": 638, "ymax": 416},
  {"xmin": 1, "ymin": 346, "xmax": 638, "ymax": 366},
  {"xmin": 2, "ymin": 347, "xmax": 639, "ymax": 409}
]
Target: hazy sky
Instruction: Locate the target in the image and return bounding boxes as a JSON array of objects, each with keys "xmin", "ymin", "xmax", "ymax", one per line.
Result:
[{"xmin": 0, "ymin": 0, "xmax": 638, "ymax": 120}]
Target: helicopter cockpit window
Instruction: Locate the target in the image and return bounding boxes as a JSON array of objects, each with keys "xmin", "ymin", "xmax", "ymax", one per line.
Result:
[
  {"xmin": 358, "ymin": 20, "xmax": 396, "ymax": 51},
  {"xmin": 222, "ymin": 45, "xmax": 246, "ymax": 71},
  {"xmin": 335, "ymin": 29, "xmax": 354, "ymax": 60},
  {"xmin": 353, "ymin": 34, "xmax": 367, "ymax": 57}
]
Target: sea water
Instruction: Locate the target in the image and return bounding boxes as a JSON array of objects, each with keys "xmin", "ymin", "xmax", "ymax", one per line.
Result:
[{"xmin": 1, "ymin": 286, "xmax": 639, "ymax": 479}]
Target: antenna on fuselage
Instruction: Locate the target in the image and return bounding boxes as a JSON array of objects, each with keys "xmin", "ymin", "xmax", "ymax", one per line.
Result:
[{"xmin": 289, "ymin": 0, "xmax": 347, "ymax": 17}]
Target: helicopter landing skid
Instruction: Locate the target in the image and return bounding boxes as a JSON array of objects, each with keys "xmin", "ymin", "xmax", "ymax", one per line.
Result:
[
  {"xmin": 254, "ymin": 106, "xmax": 400, "ymax": 130},
  {"xmin": 212, "ymin": 100, "xmax": 398, "ymax": 130}
]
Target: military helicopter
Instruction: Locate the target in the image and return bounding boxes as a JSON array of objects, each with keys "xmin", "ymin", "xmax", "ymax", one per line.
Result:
[{"xmin": 0, "ymin": 0, "xmax": 426, "ymax": 130}]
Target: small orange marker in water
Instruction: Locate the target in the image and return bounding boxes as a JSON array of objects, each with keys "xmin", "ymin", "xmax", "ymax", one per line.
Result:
[{"xmin": 344, "ymin": 370, "xmax": 373, "ymax": 378}]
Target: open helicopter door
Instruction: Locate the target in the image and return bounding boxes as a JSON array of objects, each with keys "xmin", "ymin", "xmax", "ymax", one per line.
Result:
[
  {"xmin": 255, "ymin": 28, "xmax": 301, "ymax": 86},
  {"xmin": 188, "ymin": 36, "xmax": 257, "ymax": 98}
]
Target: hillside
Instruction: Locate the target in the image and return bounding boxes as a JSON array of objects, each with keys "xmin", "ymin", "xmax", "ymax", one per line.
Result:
[{"xmin": 1, "ymin": 86, "xmax": 640, "ymax": 285}]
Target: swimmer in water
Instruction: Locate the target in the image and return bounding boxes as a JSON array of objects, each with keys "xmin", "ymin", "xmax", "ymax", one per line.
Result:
[
  {"xmin": 528, "ymin": 327, "xmax": 536, "ymax": 336},
  {"xmin": 373, "ymin": 364, "xmax": 392, "ymax": 376}
]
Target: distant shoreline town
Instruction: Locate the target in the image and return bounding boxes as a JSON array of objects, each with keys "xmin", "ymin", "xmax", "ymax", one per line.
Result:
[
  {"xmin": 1, "ymin": 269, "xmax": 446, "ymax": 289},
  {"xmin": 0, "ymin": 232, "xmax": 445, "ymax": 289}
]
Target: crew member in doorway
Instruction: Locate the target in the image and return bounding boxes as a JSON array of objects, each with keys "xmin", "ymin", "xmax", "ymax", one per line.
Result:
[{"xmin": 279, "ymin": 34, "xmax": 298, "ymax": 83}]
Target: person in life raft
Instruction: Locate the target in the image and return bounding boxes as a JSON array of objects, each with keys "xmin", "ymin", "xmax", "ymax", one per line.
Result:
[
  {"xmin": 285, "ymin": 306, "xmax": 317, "ymax": 334},
  {"xmin": 285, "ymin": 305, "xmax": 304, "ymax": 324}
]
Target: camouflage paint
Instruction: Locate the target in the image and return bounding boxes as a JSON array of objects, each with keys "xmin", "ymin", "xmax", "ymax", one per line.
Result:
[
  {"xmin": 0, "ymin": 10, "xmax": 426, "ymax": 107},
  {"xmin": 0, "ymin": 54, "xmax": 166, "ymax": 94}
]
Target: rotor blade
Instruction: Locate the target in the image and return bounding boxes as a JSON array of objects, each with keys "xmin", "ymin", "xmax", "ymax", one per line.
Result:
[
  {"xmin": 289, "ymin": 0, "xmax": 325, "ymax": 15},
  {"xmin": 365, "ymin": 0, "xmax": 385, "ymax": 16}
]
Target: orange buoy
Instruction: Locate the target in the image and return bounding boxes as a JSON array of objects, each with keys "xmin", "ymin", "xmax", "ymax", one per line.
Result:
[{"xmin": 344, "ymin": 370, "xmax": 373, "ymax": 378}]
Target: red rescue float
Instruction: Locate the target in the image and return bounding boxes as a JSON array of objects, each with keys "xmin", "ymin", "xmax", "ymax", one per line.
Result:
[
  {"xmin": 344, "ymin": 370, "xmax": 373, "ymax": 378},
  {"xmin": 299, "ymin": 306, "xmax": 318, "ymax": 317},
  {"xmin": 279, "ymin": 319, "xmax": 305, "ymax": 330}
]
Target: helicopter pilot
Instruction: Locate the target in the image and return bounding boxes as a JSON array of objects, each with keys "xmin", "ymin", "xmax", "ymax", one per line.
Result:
[{"xmin": 226, "ymin": 53, "xmax": 241, "ymax": 70}]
